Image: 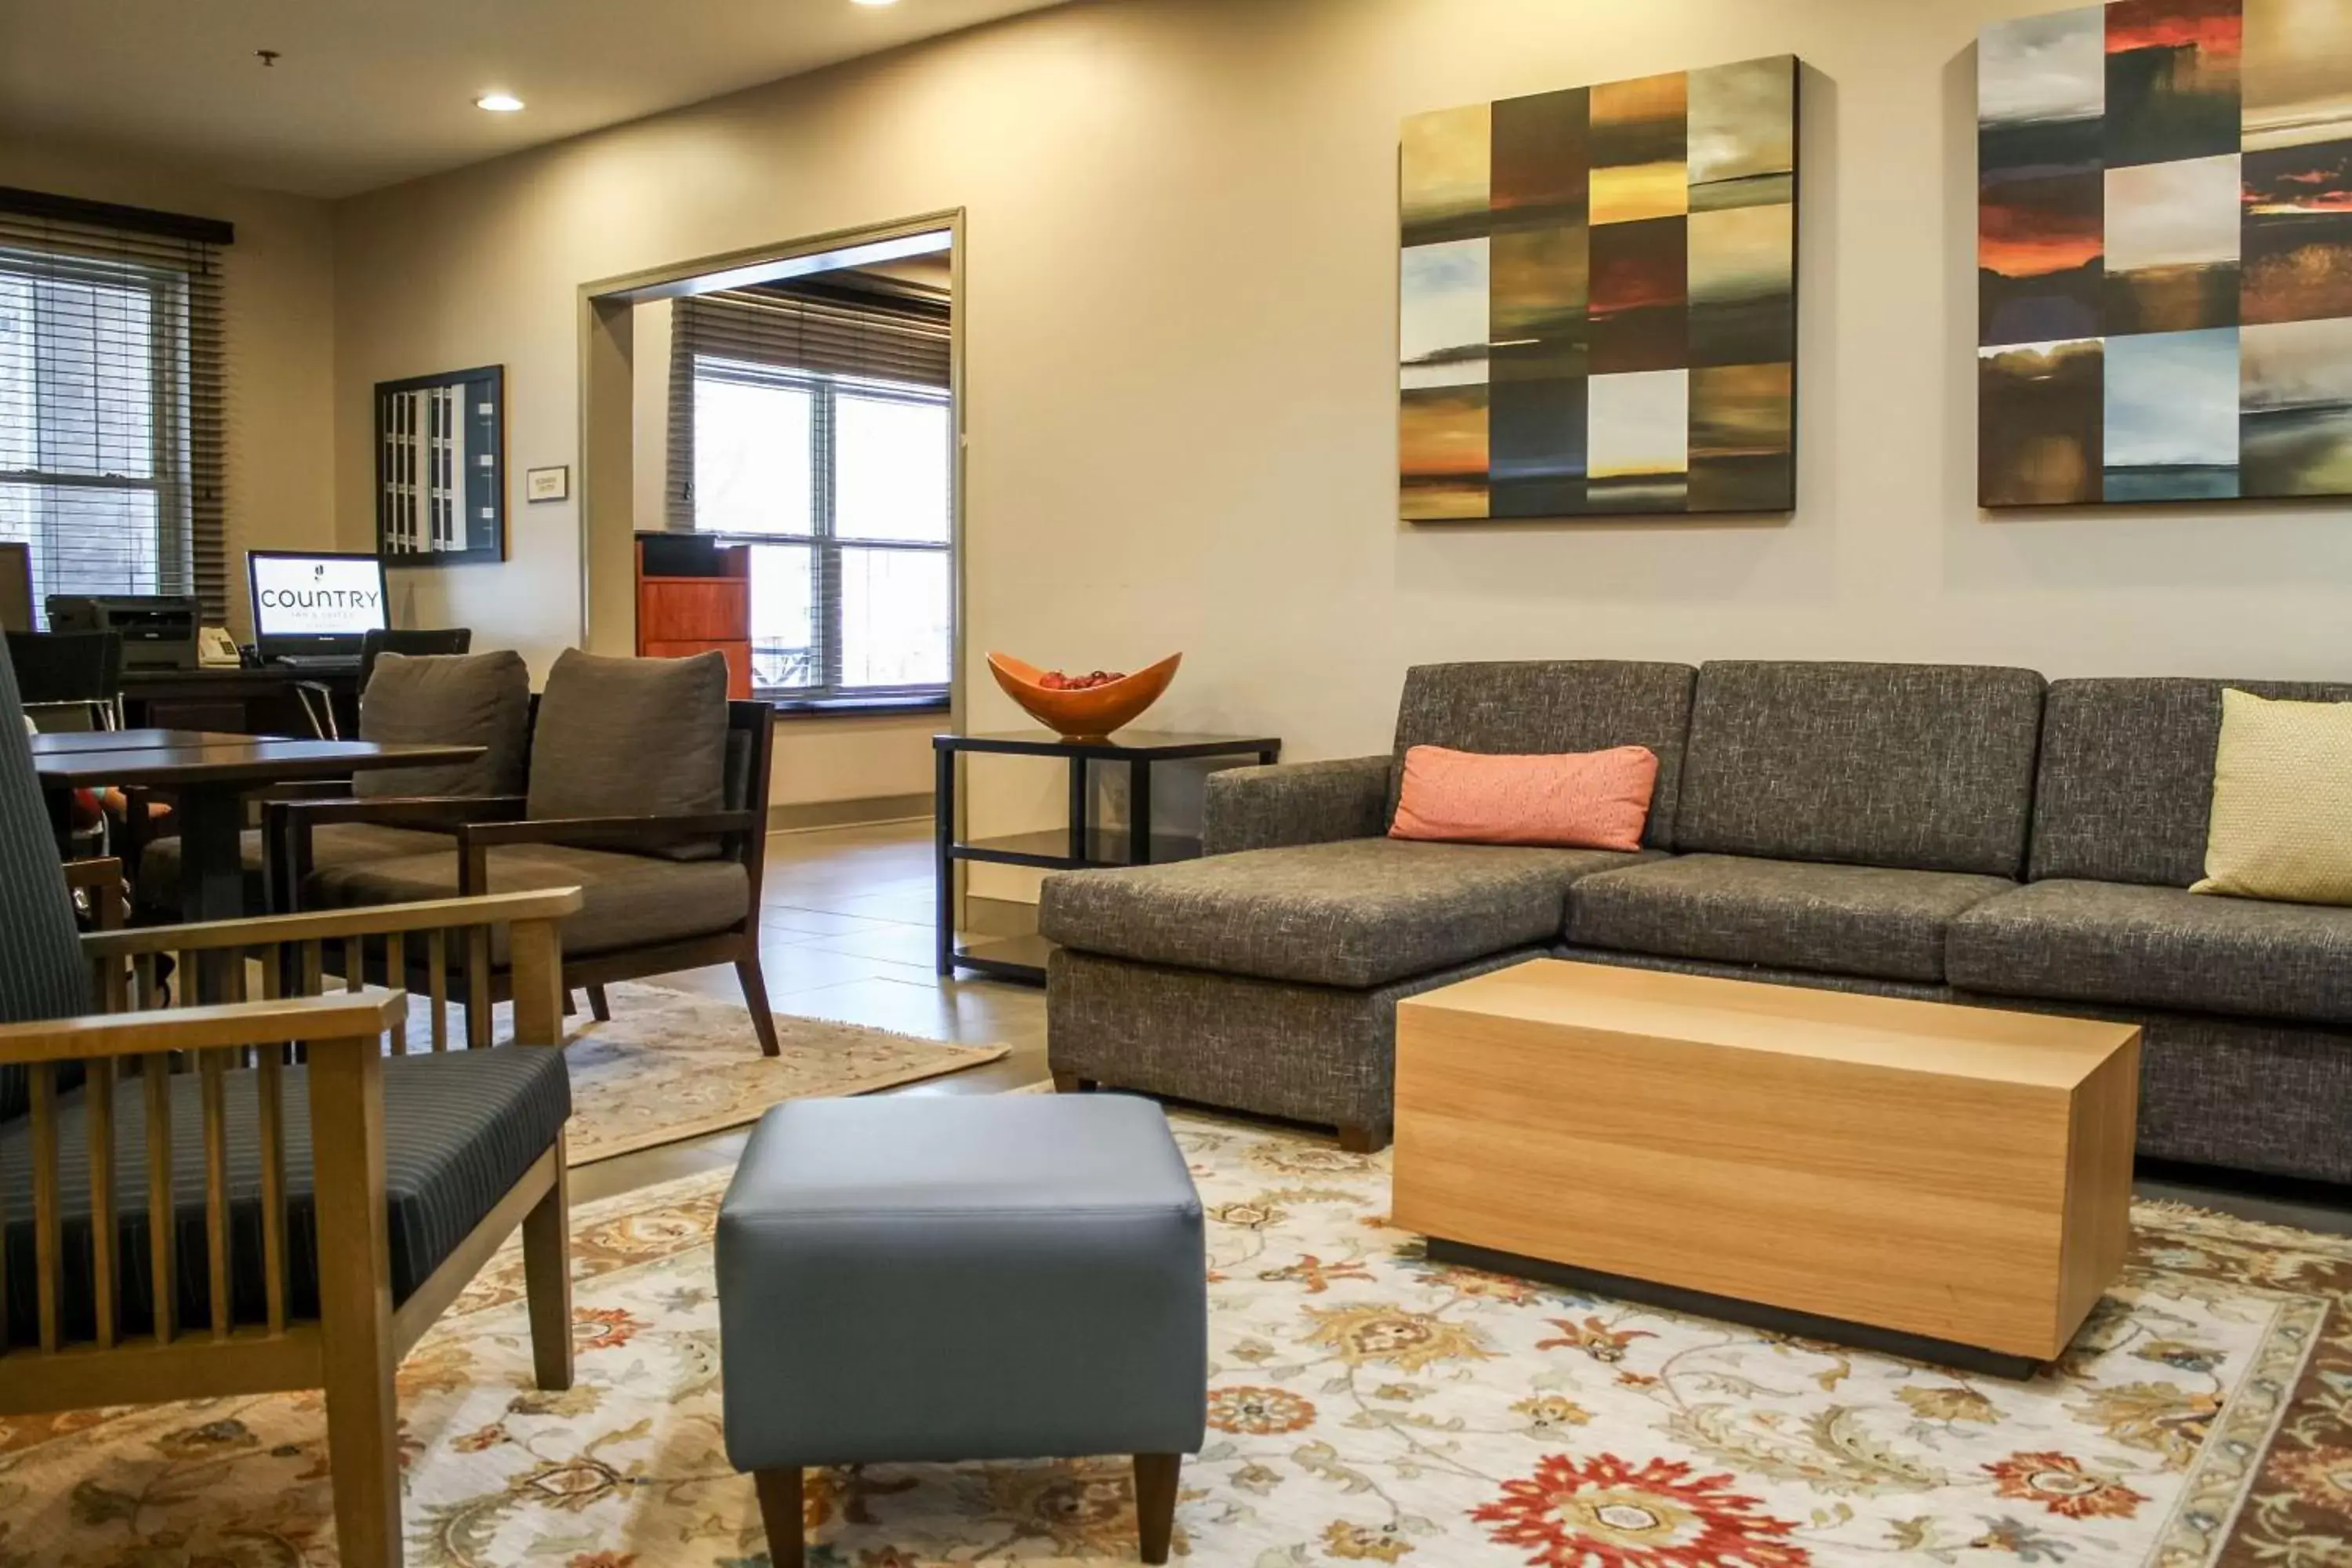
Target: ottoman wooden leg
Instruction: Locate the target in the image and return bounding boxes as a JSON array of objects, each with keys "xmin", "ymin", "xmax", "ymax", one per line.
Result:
[
  {"xmin": 1134, "ymin": 1453, "xmax": 1179, "ymax": 1564},
  {"xmin": 1051, "ymin": 1072, "xmax": 1098, "ymax": 1093},
  {"xmin": 754, "ymin": 1468, "xmax": 804, "ymax": 1568}
]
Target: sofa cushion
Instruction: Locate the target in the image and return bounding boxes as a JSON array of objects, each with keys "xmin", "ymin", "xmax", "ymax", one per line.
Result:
[
  {"xmin": 307, "ymin": 844, "xmax": 749, "ymax": 963},
  {"xmin": 2031, "ymin": 677, "xmax": 2352, "ymax": 887},
  {"xmin": 1040, "ymin": 837, "xmax": 1642, "ymax": 988},
  {"xmin": 1948, "ymin": 879, "xmax": 2352, "ymax": 1025},
  {"xmin": 1389, "ymin": 662, "xmax": 1697, "ymax": 848},
  {"xmin": 354, "ymin": 649, "xmax": 532, "ymax": 799},
  {"xmin": 527, "ymin": 648, "xmax": 730, "ymax": 857},
  {"xmin": 1675, "ymin": 661, "xmax": 2045, "ymax": 877},
  {"xmin": 1566, "ymin": 854, "xmax": 2015, "ymax": 982},
  {"xmin": 136, "ymin": 822, "xmax": 452, "ymax": 916},
  {"xmin": 2, "ymin": 1046, "xmax": 568, "ymax": 1346}
]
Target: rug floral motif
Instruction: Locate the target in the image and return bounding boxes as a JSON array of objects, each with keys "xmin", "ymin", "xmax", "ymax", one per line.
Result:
[
  {"xmin": 3, "ymin": 1112, "xmax": 2350, "ymax": 1566},
  {"xmin": 413, "ymin": 980, "xmax": 1007, "ymax": 1165}
]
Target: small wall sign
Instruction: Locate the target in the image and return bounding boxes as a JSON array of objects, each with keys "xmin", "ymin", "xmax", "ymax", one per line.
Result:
[{"xmin": 525, "ymin": 465, "xmax": 570, "ymax": 503}]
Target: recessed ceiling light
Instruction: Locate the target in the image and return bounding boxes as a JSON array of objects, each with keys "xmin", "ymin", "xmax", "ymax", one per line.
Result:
[
  {"xmin": 476, "ymin": 93, "xmax": 525, "ymax": 112},
  {"xmin": 849, "ymin": 0, "xmax": 900, "ymax": 8}
]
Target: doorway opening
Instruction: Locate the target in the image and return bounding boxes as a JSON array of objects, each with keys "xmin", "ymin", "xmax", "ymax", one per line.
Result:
[{"xmin": 578, "ymin": 216, "xmax": 962, "ymax": 725}]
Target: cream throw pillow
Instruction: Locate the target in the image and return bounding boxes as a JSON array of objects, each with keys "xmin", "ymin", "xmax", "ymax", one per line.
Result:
[{"xmin": 2193, "ymin": 688, "xmax": 2352, "ymax": 905}]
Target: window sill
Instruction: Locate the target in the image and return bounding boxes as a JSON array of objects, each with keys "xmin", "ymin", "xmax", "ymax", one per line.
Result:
[{"xmin": 767, "ymin": 694, "xmax": 952, "ymax": 719}]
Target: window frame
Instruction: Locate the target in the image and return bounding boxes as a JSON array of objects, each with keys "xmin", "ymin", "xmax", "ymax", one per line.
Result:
[
  {"xmin": 689, "ymin": 354, "xmax": 954, "ymax": 705},
  {"xmin": 0, "ymin": 247, "xmax": 199, "ymax": 616}
]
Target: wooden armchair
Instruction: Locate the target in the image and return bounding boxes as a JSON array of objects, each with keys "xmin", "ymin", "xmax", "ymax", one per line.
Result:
[{"xmin": 0, "ymin": 873, "xmax": 583, "ymax": 1568}]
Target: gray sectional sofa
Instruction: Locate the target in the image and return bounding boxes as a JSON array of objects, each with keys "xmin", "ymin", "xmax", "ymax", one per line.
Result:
[{"xmin": 1040, "ymin": 659, "xmax": 2352, "ymax": 1185}]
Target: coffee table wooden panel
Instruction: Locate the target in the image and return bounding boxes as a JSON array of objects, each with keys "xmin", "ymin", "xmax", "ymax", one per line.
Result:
[{"xmin": 1392, "ymin": 960, "xmax": 2140, "ymax": 1363}]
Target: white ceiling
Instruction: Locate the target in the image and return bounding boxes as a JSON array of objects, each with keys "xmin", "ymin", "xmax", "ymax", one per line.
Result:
[{"xmin": 0, "ymin": 0, "xmax": 1071, "ymax": 200}]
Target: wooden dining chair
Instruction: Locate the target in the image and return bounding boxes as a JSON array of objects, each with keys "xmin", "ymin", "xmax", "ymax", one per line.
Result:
[{"xmin": 0, "ymin": 636, "xmax": 582, "ymax": 1568}]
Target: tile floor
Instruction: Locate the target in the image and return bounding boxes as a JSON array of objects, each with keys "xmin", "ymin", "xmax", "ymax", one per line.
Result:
[
  {"xmin": 575, "ymin": 817, "xmax": 2352, "ymax": 1241},
  {"xmin": 570, "ymin": 818, "xmax": 1047, "ymax": 1205}
]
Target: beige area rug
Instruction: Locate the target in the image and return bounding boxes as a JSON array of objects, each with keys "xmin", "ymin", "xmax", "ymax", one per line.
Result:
[
  {"xmin": 412, "ymin": 981, "xmax": 1008, "ymax": 1166},
  {"xmin": 8, "ymin": 1112, "xmax": 2352, "ymax": 1566}
]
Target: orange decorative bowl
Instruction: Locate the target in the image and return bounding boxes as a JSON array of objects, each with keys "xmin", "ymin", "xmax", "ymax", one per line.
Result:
[{"xmin": 986, "ymin": 652, "xmax": 1181, "ymax": 742}]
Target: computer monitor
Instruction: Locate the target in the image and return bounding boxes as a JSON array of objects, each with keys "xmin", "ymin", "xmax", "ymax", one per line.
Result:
[
  {"xmin": 247, "ymin": 550, "xmax": 390, "ymax": 660},
  {"xmin": 0, "ymin": 543, "xmax": 31, "ymax": 633}
]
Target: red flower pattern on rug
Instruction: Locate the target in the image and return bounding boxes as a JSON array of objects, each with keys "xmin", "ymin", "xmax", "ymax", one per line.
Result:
[
  {"xmin": 1984, "ymin": 1450, "xmax": 2148, "ymax": 1519},
  {"xmin": 1472, "ymin": 1453, "xmax": 1809, "ymax": 1568}
]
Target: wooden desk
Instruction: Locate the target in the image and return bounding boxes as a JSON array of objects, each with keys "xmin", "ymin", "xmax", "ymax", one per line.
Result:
[
  {"xmin": 35, "ymin": 730, "xmax": 485, "ymax": 997},
  {"xmin": 120, "ymin": 666, "xmax": 358, "ymax": 736},
  {"xmin": 1392, "ymin": 959, "xmax": 2140, "ymax": 1374}
]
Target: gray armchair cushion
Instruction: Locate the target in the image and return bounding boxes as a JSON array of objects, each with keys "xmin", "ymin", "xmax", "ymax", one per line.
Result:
[
  {"xmin": 1391, "ymin": 661, "xmax": 1697, "ymax": 848},
  {"xmin": 1040, "ymin": 837, "xmax": 1641, "ymax": 988},
  {"xmin": 1202, "ymin": 755, "xmax": 1391, "ymax": 855},
  {"xmin": 307, "ymin": 844, "xmax": 748, "ymax": 963},
  {"xmin": 0, "ymin": 637, "xmax": 96, "ymax": 1123},
  {"xmin": 1675, "ymin": 661, "xmax": 2045, "ymax": 877},
  {"xmin": 2029, "ymin": 677, "xmax": 2352, "ymax": 887},
  {"xmin": 525, "ymin": 649, "xmax": 730, "ymax": 856},
  {"xmin": 2, "ymin": 1045, "xmax": 568, "ymax": 1346},
  {"xmin": 1948, "ymin": 879, "xmax": 2352, "ymax": 1025},
  {"xmin": 136, "ymin": 822, "xmax": 452, "ymax": 916},
  {"xmin": 354, "ymin": 649, "xmax": 532, "ymax": 799},
  {"xmin": 1566, "ymin": 854, "xmax": 2015, "ymax": 982}
]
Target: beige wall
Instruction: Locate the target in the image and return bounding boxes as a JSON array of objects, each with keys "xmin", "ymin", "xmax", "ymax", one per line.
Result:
[
  {"xmin": 2, "ymin": 140, "xmax": 339, "ymax": 638},
  {"xmin": 325, "ymin": 0, "xmax": 2352, "ymax": 886}
]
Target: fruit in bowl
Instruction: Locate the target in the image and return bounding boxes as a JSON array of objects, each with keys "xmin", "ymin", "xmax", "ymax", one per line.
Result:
[
  {"xmin": 988, "ymin": 652, "xmax": 1181, "ymax": 742},
  {"xmin": 1036, "ymin": 669, "xmax": 1127, "ymax": 691}
]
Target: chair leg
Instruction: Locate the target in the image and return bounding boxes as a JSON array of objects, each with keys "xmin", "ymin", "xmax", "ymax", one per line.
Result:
[
  {"xmin": 735, "ymin": 954, "xmax": 782, "ymax": 1058},
  {"xmin": 753, "ymin": 1468, "xmax": 805, "ymax": 1568},
  {"xmin": 522, "ymin": 1139, "xmax": 573, "ymax": 1392},
  {"xmin": 1134, "ymin": 1453, "xmax": 1180, "ymax": 1564},
  {"xmin": 586, "ymin": 984, "xmax": 611, "ymax": 1023},
  {"xmin": 563, "ymin": 989, "xmax": 576, "ymax": 1018}
]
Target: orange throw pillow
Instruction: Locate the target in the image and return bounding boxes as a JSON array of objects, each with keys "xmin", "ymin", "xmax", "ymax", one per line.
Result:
[{"xmin": 1388, "ymin": 744, "xmax": 1658, "ymax": 851}]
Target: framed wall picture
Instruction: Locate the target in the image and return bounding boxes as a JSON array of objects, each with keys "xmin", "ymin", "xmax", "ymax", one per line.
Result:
[
  {"xmin": 1978, "ymin": 0, "xmax": 2352, "ymax": 505},
  {"xmin": 1399, "ymin": 56, "xmax": 1801, "ymax": 521},
  {"xmin": 375, "ymin": 364, "xmax": 506, "ymax": 563}
]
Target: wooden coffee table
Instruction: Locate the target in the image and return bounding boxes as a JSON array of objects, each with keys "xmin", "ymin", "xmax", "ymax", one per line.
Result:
[{"xmin": 1392, "ymin": 959, "xmax": 2140, "ymax": 1375}]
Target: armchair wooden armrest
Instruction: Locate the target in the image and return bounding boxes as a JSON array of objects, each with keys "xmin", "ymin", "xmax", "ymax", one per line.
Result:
[
  {"xmin": 456, "ymin": 811, "xmax": 760, "ymax": 849},
  {"xmin": 0, "ymin": 989, "xmax": 405, "ymax": 1066},
  {"xmin": 82, "ymin": 887, "xmax": 584, "ymax": 957}
]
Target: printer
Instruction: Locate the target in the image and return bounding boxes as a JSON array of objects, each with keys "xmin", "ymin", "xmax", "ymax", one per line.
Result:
[{"xmin": 45, "ymin": 594, "xmax": 201, "ymax": 671}]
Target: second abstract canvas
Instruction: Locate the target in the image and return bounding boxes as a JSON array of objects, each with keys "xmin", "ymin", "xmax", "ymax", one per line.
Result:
[
  {"xmin": 1979, "ymin": 0, "xmax": 2352, "ymax": 505},
  {"xmin": 1399, "ymin": 56, "xmax": 1800, "ymax": 521}
]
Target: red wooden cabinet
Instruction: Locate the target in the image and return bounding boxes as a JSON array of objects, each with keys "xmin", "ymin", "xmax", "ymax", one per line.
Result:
[{"xmin": 636, "ymin": 538, "xmax": 753, "ymax": 699}]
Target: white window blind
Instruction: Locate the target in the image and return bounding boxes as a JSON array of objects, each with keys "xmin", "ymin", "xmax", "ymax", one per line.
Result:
[
  {"xmin": 0, "ymin": 188, "xmax": 230, "ymax": 623},
  {"xmin": 668, "ymin": 285, "xmax": 953, "ymax": 703}
]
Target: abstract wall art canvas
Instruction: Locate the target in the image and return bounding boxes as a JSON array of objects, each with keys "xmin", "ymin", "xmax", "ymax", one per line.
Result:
[
  {"xmin": 1980, "ymin": 0, "xmax": 2352, "ymax": 505},
  {"xmin": 1399, "ymin": 56, "xmax": 1800, "ymax": 521}
]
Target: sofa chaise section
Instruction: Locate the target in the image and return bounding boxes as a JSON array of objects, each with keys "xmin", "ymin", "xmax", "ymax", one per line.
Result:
[{"xmin": 1044, "ymin": 660, "xmax": 1700, "ymax": 1147}]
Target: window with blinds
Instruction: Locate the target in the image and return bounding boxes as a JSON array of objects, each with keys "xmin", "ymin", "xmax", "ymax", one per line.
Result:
[
  {"xmin": 668, "ymin": 281, "xmax": 953, "ymax": 703},
  {"xmin": 0, "ymin": 188, "xmax": 230, "ymax": 624}
]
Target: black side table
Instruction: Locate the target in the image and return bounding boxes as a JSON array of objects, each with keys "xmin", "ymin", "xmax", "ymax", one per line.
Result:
[{"xmin": 935, "ymin": 729, "xmax": 1281, "ymax": 983}]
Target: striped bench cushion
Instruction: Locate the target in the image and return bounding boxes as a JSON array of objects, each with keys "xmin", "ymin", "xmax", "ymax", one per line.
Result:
[{"xmin": 1, "ymin": 1046, "xmax": 569, "ymax": 1348}]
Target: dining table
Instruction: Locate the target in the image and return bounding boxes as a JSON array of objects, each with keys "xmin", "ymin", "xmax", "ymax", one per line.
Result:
[{"xmin": 32, "ymin": 727, "xmax": 486, "ymax": 999}]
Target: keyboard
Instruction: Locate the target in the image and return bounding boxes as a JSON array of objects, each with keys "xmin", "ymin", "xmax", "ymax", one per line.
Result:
[{"xmin": 270, "ymin": 654, "xmax": 363, "ymax": 674}]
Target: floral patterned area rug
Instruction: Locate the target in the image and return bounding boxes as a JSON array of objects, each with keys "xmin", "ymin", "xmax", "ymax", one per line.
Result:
[
  {"xmin": 419, "ymin": 981, "xmax": 1007, "ymax": 1166},
  {"xmin": 5, "ymin": 1111, "xmax": 2351, "ymax": 1566}
]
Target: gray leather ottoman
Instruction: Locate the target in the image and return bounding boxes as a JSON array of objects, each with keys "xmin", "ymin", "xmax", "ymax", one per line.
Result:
[{"xmin": 716, "ymin": 1093, "xmax": 1207, "ymax": 1566}]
